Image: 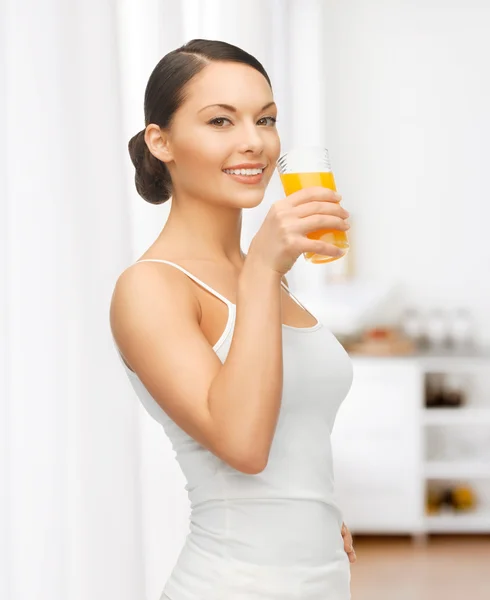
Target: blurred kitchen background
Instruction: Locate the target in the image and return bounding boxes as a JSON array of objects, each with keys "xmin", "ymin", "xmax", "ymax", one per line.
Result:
[{"xmin": 2, "ymin": 1, "xmax": 490, "ymax": 599}]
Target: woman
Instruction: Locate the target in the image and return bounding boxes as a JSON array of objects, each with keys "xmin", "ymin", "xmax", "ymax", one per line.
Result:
[{"xmin": 110, "ymin": 38, "xmax": 355, "ymax": 600}]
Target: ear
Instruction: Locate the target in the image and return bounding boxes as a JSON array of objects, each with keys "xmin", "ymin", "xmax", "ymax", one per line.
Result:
[{"xmin": 144, "ymin": 124, "xmax": 173, "ymax": 164}]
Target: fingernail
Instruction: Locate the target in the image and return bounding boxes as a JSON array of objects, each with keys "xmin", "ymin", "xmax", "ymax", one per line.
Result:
[{"xmin": 334, "ymin": 193, "xmax": 342, "ymax": 201}]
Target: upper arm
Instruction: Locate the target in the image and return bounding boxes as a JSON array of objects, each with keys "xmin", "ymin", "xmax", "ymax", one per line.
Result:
[{"xmin": 110, "ymin": 263, "xmax": 229, "ymax": 462}]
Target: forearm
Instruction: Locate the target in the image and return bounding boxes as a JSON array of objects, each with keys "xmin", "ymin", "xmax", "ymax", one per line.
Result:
[{"xmin": 207, "ymin": 255, "xmax": 284, "ymax": 472}]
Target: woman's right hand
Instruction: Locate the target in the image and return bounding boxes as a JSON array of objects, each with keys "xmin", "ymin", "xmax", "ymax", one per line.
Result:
[{"xmin": 247, "ymin": 186, "xmax": 351, "ymax": 276}]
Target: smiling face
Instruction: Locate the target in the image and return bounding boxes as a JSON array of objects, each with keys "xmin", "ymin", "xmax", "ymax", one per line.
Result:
[{"xmin": 158, "ymin": 60, "xmax": 281, "ymax": 209}]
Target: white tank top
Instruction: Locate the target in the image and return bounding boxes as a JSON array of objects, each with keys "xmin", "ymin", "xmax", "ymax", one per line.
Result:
[{"xmin": 114, "ymin": 259, "xmax": 354, "ymax": 600}]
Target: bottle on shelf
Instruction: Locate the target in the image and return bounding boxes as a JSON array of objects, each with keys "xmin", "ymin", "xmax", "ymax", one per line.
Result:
[{"xmin": 425, "ymin": 373, "xmax": 446, "ymax": 407}]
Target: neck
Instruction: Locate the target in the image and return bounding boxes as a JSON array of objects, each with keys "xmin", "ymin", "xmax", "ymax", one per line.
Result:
[{"xmin": 157, "ymin": 192, "xmax": 246, "ymax": 268}]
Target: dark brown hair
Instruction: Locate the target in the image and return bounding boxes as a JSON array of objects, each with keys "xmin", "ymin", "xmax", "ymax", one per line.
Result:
[{"xmin": 128, "ymin": 39, "xmax": 272, "ymax": 204}]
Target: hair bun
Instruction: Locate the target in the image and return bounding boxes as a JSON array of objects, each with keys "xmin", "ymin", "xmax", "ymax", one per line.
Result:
[{"xmin": 128, "ymin": 129, "xmax": 172, "ymax": 204}]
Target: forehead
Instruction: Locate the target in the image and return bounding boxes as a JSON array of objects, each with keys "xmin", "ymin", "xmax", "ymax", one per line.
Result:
[{"xmin": 183, "ymin": 61, "xmax": 273, "ymax": 111}]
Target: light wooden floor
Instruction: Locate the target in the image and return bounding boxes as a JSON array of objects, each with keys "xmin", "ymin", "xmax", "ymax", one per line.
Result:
[{"xmin": 350, "ymin": 535, "xmax": 490, "ymax": 600}]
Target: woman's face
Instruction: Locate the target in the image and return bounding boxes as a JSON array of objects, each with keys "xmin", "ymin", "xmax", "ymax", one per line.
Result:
[{"xmin": 161, "ymin": 61, "xmax": 281, "ymax": 209}]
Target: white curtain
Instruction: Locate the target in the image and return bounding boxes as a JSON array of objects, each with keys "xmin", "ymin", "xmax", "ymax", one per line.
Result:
[
  {"xmin": 1, "ymin": 1, "xmax": 147, "ymax": 599},
  {"xmin": 1, "ymin": 1, "xmax": 332, "ymax": 599}
]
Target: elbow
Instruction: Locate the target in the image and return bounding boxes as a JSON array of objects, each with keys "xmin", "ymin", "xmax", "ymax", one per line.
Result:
[
  {"xmin": 211, "ymin": 427, "xmax": 270, "ymax": 474},
  {"xmin": 217, "ymin": 443, "xmax": 268, "ymax": 474},
  {"xmin": 238, "ymin": 459, "xmax": 268, "ymax": 475},
  {"xmin": 230, "ymin": 452, "xmax": 269, "ymax": 475}
]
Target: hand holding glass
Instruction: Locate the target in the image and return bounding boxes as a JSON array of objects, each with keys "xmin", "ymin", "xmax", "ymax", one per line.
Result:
[{"xmin": 277, "ymin": 147, "xmax": 349, "ymax": 264}]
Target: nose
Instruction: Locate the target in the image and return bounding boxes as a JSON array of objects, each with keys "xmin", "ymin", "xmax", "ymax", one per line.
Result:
[{"xmin": 237, "ymin": 122, "xmax": 265, "ymax": 155}]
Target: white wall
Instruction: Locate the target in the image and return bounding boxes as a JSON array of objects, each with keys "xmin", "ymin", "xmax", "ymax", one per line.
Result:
[{"xmin": 322, "ymin": 0, "xmax": 490, "ymax": 345}]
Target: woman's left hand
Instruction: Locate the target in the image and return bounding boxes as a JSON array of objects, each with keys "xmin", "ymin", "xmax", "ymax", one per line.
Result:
[{"xmin": 341, "ymin": 522, "xmax": 357, "ymax": 563}]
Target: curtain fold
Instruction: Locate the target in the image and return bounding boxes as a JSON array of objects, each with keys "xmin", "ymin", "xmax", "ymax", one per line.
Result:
[{"xmin": 2, "ymin": 1, "xmax": 149, "ymax": 598}]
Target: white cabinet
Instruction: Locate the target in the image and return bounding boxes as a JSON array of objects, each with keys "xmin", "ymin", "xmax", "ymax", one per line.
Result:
[
  {"xmin": 331, "ymin": 353, "xmax": 490, "ymax": 536},
  {"xmin": 332, "ymin": 359, "xmax": 424, "ymax": 534}
]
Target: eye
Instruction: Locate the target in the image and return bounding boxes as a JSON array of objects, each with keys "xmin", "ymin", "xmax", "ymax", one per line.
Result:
[
  {"xmin": 208, "ymin": 117, "xmax": 232, "ymax": 127},
  {"xmin": 257, "ymin": 116, "xmax": 277, "ymax": 126}
]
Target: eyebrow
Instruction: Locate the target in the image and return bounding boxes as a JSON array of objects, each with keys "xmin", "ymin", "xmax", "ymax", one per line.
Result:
[{"xmin": 198, "ymin": 101, "xmax": 277, "ymax": 114}]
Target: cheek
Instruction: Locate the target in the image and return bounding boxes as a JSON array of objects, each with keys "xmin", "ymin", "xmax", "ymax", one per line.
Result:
[
  {"xmin": 170, "ymin": 139, "xmax": 233, "ymax": 202},
  {"xmin": 266, "ymin": 130, "xmax": 281, "ymax": 162},
  {"xmin": 173, "ymin": 130, "xmax": 231, "ymax": 177}
]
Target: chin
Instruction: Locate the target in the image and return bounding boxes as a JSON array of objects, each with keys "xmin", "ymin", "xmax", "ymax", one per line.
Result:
[{"xmin": 234, "ymin": 188, "xmax": 267, "ymax": 209}]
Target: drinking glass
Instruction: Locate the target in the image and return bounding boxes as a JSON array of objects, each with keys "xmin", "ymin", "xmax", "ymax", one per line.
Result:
[{"xmin": 277, "ymin": 146, "xmax": 349, "ymax": 264}]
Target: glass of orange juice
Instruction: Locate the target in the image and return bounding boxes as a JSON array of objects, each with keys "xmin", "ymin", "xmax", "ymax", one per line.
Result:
[{"xmin": 277, "ymin": 146, "xmax": 349, "ymax": 264}]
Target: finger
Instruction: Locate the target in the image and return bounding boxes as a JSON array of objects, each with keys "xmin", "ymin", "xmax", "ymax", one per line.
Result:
[
  {"xmin": 286, "ymin": 186, "xmax": 341, "ymax": 208},
  {"xmin": 301, "ymin": 239, "xmax": 347, "ymax": 259},
  {"xmin": 295, "ymin": 201, "xmax": 350, "ymax": 220},
  {"xmin": 347, "ymin": 550, "xmax": 357, "ymax": 564},
  {"xmin": 297, "ymin": 215, "xmax": 350, "ymax": 237}
]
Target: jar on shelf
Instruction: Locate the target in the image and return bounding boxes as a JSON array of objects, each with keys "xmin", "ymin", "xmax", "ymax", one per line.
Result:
[
  {"xmin": 442, "ymin": 373, "xmax": 466, "ymax": 408},
  {"xmin": 448, "ymin": 308, "xmax": 475, "ymax": 352},
  {"xmin": 400, "ymin": 307, "xmax": 429, "ymax": 350},
  {"xmin": 452, "ymin": 485, "xmax": 476, "ymax": 512},
  {"xmin": 426, "ymin": 308, "xmax": 451, "ymax": 351},
  {"xmin": 425, "ymin": 373, "xmax": 446, "ymax": 407}
]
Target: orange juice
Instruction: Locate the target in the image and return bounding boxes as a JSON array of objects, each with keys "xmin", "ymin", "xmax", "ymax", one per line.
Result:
[{"xmin": 279, "ymin": 171, "xmax": 349, "ymax": 264}]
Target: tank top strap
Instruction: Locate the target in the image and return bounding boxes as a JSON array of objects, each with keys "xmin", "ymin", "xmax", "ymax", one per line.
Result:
[
  {"xmin": 280, "ymin": 280, "xmax": 311, "ymax": 314},
  {"xmin": 134, "ymin": 259, "xmax": 234, "ymax": 308}
]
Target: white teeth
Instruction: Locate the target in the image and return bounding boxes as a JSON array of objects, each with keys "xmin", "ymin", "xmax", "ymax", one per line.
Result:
[{"xmin": 223, "ymin": 168, "xmax": 264, "ymax": 176}]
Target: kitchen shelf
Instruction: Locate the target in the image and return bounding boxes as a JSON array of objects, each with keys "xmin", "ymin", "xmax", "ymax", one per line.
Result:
[
  {"xmin": 417, "ymin": 351, "xmax": 490, "ymax": 374},
  {"xmin": 332, "ymin": 355, "xmax": 490, "ymax": 537},
  {"xmin": 425, "ymin": 512, "xmax": 490, "ymax": 533},
  {"xmin": 425, "ymin": 461, "xmax": 490, "ymax": 479},
  {"xmin": 423, "ymin": 408, "xmax": 490, "ymax": 425}
]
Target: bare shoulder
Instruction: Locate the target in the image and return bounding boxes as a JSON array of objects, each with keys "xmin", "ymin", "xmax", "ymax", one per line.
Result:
[
  {"xmin": 110, "ymin": 260, "xmax": 201, "ymax": 362},
  {"xmin": 109, "ymin": 260, "xmax": 224, "ymax": 455}
]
